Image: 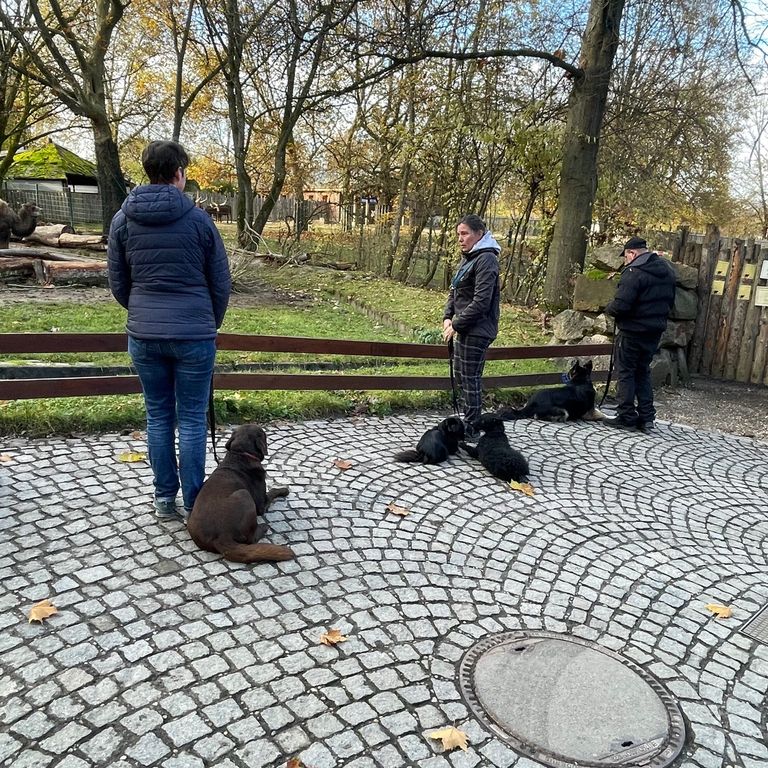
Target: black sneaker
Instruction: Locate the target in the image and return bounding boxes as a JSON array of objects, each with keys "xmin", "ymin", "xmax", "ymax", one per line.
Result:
[
  {"xmin": 603, "ymin": 417, "xmax": 637, "ymax": 431},
  {"xmin": 637, "ymin": 421, "xmax": 655, "ymax": 433}
]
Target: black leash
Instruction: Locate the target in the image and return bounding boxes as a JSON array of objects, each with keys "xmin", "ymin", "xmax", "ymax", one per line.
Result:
[
  {"xmin": 208, "ymin": 373, "xmax": 220, "ymax": 464},
  {"xmin": 598, "ymin": 335, "xmax": 617, "ymax": 408},
  {"xmin": 447, "ymin": 337, "xmax": 460, "ymax": 417}
]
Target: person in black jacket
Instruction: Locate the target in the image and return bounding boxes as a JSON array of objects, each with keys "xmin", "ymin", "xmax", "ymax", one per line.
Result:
[
  {"xmin": 108, "ymin": 141, "xmax": 231, "ymax": 521},
  {"xmin": 604, "ymin": 236, "xmax": 676, "ymax": 431},
  {"xmin": 442, "ymin": 214, "xmax": 501, "ymax": 437}
]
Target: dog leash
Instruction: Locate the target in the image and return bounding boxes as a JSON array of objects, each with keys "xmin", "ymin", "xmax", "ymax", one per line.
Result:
[
  {"xmin": 208, "ymin": 373, "xmax": 220, "ymax": 464},
  {"xmin": 598, "ymin": 335, "xmax": 617, "ymax": 408},
  {"xmin": 447, "ymin": 337, "xmax": 461, "ymax": 417}
]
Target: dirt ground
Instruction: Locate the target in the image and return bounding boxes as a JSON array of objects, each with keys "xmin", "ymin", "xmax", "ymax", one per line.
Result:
[{"xmin": 3, "ymin": 282, "xmax": 768, "ymax": 443}]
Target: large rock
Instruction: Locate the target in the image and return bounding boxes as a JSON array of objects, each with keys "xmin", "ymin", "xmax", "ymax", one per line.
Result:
[
  {"xmin": 660, "ymin": 319, "xmax": 695, "ymax": 348},
  {"xmin": 551, "ymin": 309, "xmax": 594, "ymax": 341},
  {"xmin": 670, "ymin": 260, "xmax": 699, "ymax": 290},
  {"xmin": 592, "ymin": 313, "xmax": 615, "ymax": 335},
  {"xmin": 670, "ymin": 287, "xmax": 698, "ymax": 320},
  {"xmin": 588, "ymin": 243, "xmax": 625, "ymax": 272},
  {"xmin": 650, "ymin": 349, "xmax": 675, "ymax": 388},
  {"xmin": 572, "ymin": 274, "xmax": 618, "ymax": 312},
  {"xmin": 580, "ymin": 335, "xmax": 612, "ymax": 371}
]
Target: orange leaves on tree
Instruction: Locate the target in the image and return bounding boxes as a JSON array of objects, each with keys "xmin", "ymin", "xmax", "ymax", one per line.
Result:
[
  {"xmin": 385, "ymin": 502, "xmax": 410, "ymax": 516},
  {"xmin": 333, "ymin": 458, "xmax": 354, "ymax": 471},
  {"xmin": 319, "ymin": 628, "xmax": 348, "ymax": 646},
  {"xmin": 705, "ymin": 603, "xmax": 732, "ymax": 619},
  {"xmin": 28, "ymin": 598, "xmax": 58, "ymax": 623},
  {"xmin": 429, "ymin": 725, "xmax": 469, "ymax": 752}
]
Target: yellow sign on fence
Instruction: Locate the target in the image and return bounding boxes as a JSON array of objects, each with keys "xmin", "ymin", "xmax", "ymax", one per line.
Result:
[
  {"xmin": 715, "ymin": 260, "xmax": 730, "ymax": 277},
  {"xmin": 711, "ymin": 279, "xmax": 725, "ymax": 296}
]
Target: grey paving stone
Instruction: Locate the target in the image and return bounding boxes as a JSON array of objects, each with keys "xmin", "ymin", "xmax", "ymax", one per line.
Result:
[
  {"xmin": 162, "ymin": 712, "xmax": 212, "ymax": 747},
  {"xmin": 125, "ymin": 733, "xmax": 171, "ymax": 765}
]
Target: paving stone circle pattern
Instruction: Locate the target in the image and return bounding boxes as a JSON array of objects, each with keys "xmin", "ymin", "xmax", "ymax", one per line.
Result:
[{"xmin": 1, "ymin": 414, "xmax": 768, "ymax": 768}]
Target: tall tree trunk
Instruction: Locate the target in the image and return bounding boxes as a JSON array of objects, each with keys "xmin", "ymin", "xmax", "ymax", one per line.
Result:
[
  {"xmin": 92, "ymin": 113, "xmax": 126, "ymax": 233},
  {"xmin": 543, "ymin": 0, "xmax": 626, "ymax": 310}
]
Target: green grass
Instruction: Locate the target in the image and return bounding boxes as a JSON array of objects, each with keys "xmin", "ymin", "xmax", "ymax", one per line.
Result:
[{"xmin": 0, "ymin": 261, "xmax": 556, "ymax": 434}]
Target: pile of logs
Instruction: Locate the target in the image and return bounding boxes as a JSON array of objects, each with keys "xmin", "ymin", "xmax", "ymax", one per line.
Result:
[{"xmin": 0, "ymin": 224, "xmax": 108, "ymax": 286}]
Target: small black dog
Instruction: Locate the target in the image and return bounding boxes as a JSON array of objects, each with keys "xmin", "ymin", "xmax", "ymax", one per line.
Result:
[
  {"xmin": 394, "ymin": 416, "xmax": 465, "ymax": 464},
  {"xmin": 460, "ymin": 413, "xmax": 529, "ymax": 483},
  {"xmin": 498, "ymin": 359, "xmax": 599, "ymax": 422}
]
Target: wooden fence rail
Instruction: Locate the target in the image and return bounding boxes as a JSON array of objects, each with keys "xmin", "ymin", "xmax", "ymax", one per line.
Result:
[{"xmin": 0, "ymin": 333, "xmax": 612, "ymax": 401}]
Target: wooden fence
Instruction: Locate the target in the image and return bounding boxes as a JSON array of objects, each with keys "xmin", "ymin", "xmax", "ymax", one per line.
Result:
[
  {"xmin": 661, "ymin": 226, "xmax": 768, "ymax": 385},
  {"xmin": 0, "ymin": 333, "xmax": 611, "ymax": 401}
]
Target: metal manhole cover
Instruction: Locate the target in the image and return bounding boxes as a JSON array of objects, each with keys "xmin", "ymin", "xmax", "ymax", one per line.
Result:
[
  {"xmin": 740, "ymin": 604, "xmax": 768, "ymax": 643},
  {"xmin": 458, "ymin": 631, "xmax": 685, "ymax": 767}
]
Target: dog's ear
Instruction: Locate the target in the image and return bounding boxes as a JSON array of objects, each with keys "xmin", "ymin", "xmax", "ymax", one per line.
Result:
[
  {"xmin": 254, "ymin": 428, "xmax": 268, "ymax": 458},
  {"xmin": 584, "ymin": 360, "xmax": 593, "ymax": 372},
  {"xmin": 225, "ymin": 432, "xmax": 235, "ymax": 451}
]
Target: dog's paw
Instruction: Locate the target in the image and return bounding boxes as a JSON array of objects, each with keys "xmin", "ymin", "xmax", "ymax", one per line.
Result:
[{"xmin": 269, "ymin": 486, "xmax": 290, "ymax": 498}]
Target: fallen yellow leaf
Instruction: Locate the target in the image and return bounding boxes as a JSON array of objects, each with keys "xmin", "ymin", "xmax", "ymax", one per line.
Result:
[
  {"xmin": 28, "ymin": 599, "xmax": 58, "ymax": 623},
  {"xmin": 429, "ymin": 725, "xmax": 469, "ymax": 752},
  {"xmin": 319, "ymin": 628, "xmax": 348, "ymax": 646},
  {"xmin": 117, "ymin": 451, "xmax": 147, "ymax": 463},
  {"xmin": 0, "ymin": 453, "xmax": 12, "ymax": 463},
  {"xmin": 385, "ymin": 502, "xmax": 410, "ymax": 516},
  {"xmin": 705, "ymin": 603, "xmax": 732, "ymax": 619},
  {"xmin": 130, "ymin": 430, "xmax": 144, "ymax": 440},
  {"xmin": 509, "ymin": 480, "xmax": 535, "ymax": 496},
  {"xmin": 287, "ymin": 759, "xmax": 309, "ymax": 768},
  {"xmin": 333, "ymin": 458, "xmax": 354, "ymax": 470}
]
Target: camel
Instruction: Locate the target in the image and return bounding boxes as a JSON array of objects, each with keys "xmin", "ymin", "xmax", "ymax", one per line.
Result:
[{"xmin": 0, "ymin": 199, "xmax": 42, "ymax": 249}]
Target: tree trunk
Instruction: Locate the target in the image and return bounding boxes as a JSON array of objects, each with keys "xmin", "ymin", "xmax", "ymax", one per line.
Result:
[
  {"xmin": 92, "ymin": 115, "xmax": 127, "ymax": 233},
  {"xmin": 543, "ymin": 0, "xmax": 626, "ymax": 311}
]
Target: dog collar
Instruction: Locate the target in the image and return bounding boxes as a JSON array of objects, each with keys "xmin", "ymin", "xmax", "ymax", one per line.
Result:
[
  {"xmin": 240, "ymin": 451, "xmax": 262, "ymax": 461},
  {"xmin": 561, "ymin": 372, "xmax": 571, "ymax": 383}
]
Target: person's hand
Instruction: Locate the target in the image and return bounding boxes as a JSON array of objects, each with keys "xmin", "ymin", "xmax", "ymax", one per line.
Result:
[{"xmin": 442, "ymin": 319, "xmax": 455, "ymax": 342}]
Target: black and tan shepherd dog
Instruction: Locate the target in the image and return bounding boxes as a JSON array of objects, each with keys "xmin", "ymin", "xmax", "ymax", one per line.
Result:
[
  {"xmin": 187, "ymin": 424, "xmax": 294, "ymax": 563},
  {"xmin": 461, "ymin": 413, "xmax": 529, "ymax": 483},
  {"xmin": 394, "ymin": 415, "xmax": 465, "ymax": 464},
  {"xmin": 498, "ymin": 359, "xmax": 600, "ymax": 423}
]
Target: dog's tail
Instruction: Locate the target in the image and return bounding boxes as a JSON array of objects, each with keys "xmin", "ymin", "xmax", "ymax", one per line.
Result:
[
  {"xmin": 219, "ymin": 542, "xmax": 295, "ymax": 563},
  {"xmin": 497, "ymin": 406, "xmax": 524, "ymax": 421},
  {"xmin": 393, "ymin": 449, "xmax": 422, "ymax": 462}
]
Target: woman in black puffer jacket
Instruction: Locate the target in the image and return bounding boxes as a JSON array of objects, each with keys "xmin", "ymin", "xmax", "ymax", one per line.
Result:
[{"xmin": 442, "ymin": 214, "xmax": 501, "ymax": 437}]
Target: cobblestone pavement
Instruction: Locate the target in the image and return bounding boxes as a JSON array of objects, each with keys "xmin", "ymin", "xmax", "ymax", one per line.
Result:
[{"xmin": 2, "ymin": 414, "xmax": 768, "ymax": 768}]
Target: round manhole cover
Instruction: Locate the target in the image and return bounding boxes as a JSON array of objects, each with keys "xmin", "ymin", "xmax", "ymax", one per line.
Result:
[{"xmin": 458, "ymin": 631, "xmax": 685, "ymax": 767}]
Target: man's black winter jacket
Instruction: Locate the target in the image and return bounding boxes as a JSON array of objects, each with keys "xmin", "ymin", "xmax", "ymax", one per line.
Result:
[{"xmin": 605, "ymin": 251, "xmax": 676, "ymax": 336}]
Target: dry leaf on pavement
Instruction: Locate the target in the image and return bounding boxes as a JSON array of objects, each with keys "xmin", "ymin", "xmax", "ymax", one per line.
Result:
[
  {"xmin": 509, "ymin": 480, "xmax": 535, "ymax": 496},
  {"xmin": 705, "ymin": 603, "xmax": 732, "ymax": 619},
  {"xmin": 333, "ymin": 458, "xmax": 354, "ymax": 470},
  {"xmin": 286, "ymin": 759, "xmax": 306, "ymax": 768},
  {"xmin": 429, "ymin": 725, "xmax": 469, "ymax": 752},
  {"xmin": 385, "ymin": 502, "xmax": 410, "ymax": 516},
  {"xmin": 130, "ymin": 431, "xmax": 144, "ymax": 440},
  {"xmin": 0, "ymin": 453, "xmax": 13, "ymax": 463},
  {"xmin": 319, "ymin": 628, "xmax": 348, "ymax": 646},
  {"xmin": 117, "ymin": 451, "xmax": 148, "ymax": 463},
  {"xmin": 28, "ymin": 598, "xmax": 58, "ymax": 623}
]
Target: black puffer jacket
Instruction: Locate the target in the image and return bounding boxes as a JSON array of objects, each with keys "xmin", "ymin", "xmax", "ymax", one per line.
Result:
[
  {"xmin": 605, "ymin": 252, "xmax": 676, "ymax": 336},
  {"xmin": 443, "ymin": 239, "xmax": 500, "ymax": 340}
]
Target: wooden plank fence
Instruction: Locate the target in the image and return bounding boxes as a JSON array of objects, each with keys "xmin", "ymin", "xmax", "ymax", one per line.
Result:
[
  {"xmin": 0, "ymin": 333, "xmax": 612, "ymax": 401},
  {"xmin": 668, "ymin": 225, "xmax": 768, "ymax": 385}
]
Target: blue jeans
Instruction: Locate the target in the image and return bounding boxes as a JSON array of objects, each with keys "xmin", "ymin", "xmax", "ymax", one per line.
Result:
[{"xmin": 128, "ymin": 338, "xmax": 216, "ymax": 510}]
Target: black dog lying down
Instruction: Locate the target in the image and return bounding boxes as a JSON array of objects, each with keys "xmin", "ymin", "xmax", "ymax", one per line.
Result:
[
  {"xmin": 461, "ymin": 413, "xmax": 529, "ymax": 483},
  {"xmin": 187, "ymin": 424, "xmax": 294, "ymax": 563},
  {"xmin": 394, "ymin": 415, "xmax": 465, "ymax": 464},
  {"xmin": 498, "ymin": 359, "xmax": 601, "ymax": 422}
]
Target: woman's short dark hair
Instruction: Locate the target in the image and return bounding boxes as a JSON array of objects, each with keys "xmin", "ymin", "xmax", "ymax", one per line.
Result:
[
  {"xmin": 458, "ymin": 214, "xmax": 486, "ymax": 234},
  {"xmin": 141, "ymin": 141, "xmax": 190, "ymax": 184}
]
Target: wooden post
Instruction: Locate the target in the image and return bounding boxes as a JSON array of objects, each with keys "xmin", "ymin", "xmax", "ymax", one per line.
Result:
[
  {"xmin": 711, "ymin": 239, "xmax": 744, "ymax": 378},
  {"xmin": 689, "ymin": 224, "xmax": 720, "ymax": 375},
  {"xmin": 736, "ymin": 245, "xmax": 766, "ymax": 382},
  {"xmin": 724, "ymin": 239, "xmax": 755, "ymax": 380}
]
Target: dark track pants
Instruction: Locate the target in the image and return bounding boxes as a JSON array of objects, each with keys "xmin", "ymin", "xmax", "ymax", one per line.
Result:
[
  {"xmin": 614, "ymin": 332, "xmax": 660, "ymax": 426},
  {"xmin": 453, "ymin": 333, "xmax": 492, "ymax": 428}
]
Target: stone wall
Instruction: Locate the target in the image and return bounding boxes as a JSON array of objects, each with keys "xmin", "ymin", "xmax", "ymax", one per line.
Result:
[{"xmin": 550, "ymin": 245, "xmax": 700, "ymax": 387}]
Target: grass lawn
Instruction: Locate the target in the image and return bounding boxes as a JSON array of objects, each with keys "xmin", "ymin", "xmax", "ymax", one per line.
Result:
[{"xmin": 0, "ymin": 261, "xmax": 556, "ymax": 434}]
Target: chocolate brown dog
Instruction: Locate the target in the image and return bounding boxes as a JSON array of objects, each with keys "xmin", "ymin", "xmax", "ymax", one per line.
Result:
[{"xmin": 187, "ymin": 424, "xmax": 294, "ymax": 563}]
